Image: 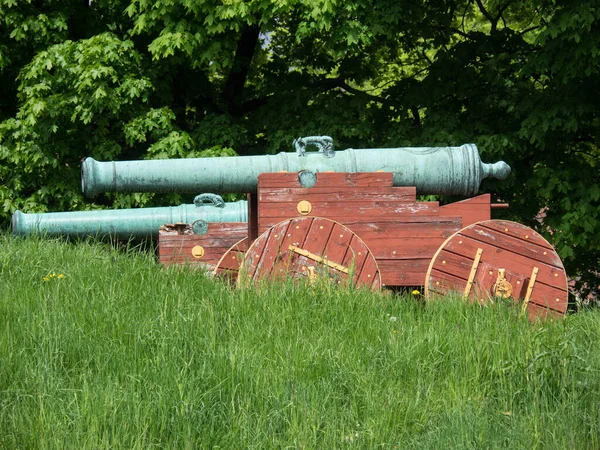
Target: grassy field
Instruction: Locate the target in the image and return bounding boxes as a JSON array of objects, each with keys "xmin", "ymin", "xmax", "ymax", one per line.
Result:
[{"xmin": 1, "ymin": 234, "xmax": 599, "ymax": 449}]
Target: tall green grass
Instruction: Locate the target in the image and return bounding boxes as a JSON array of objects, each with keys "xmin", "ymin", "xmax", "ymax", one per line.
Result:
[{"xmin": 1, "ymin": 234, "xmax": 599, "ymax": 449}]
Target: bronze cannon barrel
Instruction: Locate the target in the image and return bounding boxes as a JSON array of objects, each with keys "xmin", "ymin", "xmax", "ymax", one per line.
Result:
[
  {"xmin": 82, "ymin": 138, "xmax": 510, "ymax": 197},
  {"xmin": 12, "ymin": 196, "xmax": 248, "ymax": 239}
]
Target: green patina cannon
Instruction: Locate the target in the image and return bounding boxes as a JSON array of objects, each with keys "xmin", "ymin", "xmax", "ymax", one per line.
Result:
[
  {"xmin": 82, "ymin": 137, "xmax": 511, "ymax": 197},
  {"xmin": 12, "ymin": 194, "xmax": 248, "ymax": 239}
]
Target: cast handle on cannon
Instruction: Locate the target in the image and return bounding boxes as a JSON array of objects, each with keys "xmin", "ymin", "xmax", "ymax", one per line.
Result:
[
  {"xmin": 293, "ymin": 136, "xmax": 335, "ymax": 158},
  {"xmin": 194, "ymin": 193, "xmax": 225, "ymax": 208}
]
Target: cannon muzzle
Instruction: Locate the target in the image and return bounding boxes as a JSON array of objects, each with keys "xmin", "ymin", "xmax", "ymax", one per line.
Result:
[
  {"xmin": 82, "ymin": 138, "xmax": 511, "ymax": 197},
  {"xmin": 12, "ymin": 196, "xmax": 248, "ymax": 239}
]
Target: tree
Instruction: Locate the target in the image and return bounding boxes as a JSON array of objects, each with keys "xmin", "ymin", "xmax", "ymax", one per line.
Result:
[{"xmin": 0, "ymin": 0, "xmax": 598, "ymax": 295}]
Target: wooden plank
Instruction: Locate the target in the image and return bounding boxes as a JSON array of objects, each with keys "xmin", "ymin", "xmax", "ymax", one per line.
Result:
[
  {"xmin": 356, "ymin": 254, "xmax": 379, "ymax": 287},
  {"xmin": 480, "ymin": 220, "xmax": 555, "ymax": 250},
  {"xmin": 289, "ymin": 245, "xmax": 349, "ymax": 273},
  {"xmin": 376, "ymin": 259, "xmax": 432, "ymax": 287},
  {"xmin": 276, "ymin": 216, "xmax": 315, "ymax": 255},
  {"xmin": 213, "ymin": 238, "xmax": 249, "ymax": 283},
  {"xmin": 159, "ymin": 222, "xmax": 247, "ymax": 236},
  {"xmin": 527, "ymin": 303, "xmax": 563, "ymax": 321},
  {"xmin": 428, "ymin": 268, "xmax": 469, "ymax": 297},
  {"xmin": 159, "ymin": 236, "xmax": 249, "ymax": 248},
  {"xmin": 257, "ymin": 172, "xmax": 394, "ymax": 189},
  {"xmin": 303, "ymin": 218, "xmax": 336, "ymax": 259},
  {"xmin": 260, "ymin": 214, "xmax": 460, "ymax": 232},
  {"xmin": 345, "ymin": 219, "xmax": 461, "ymax": 238},
  {"xmin": 215, "ymin": 239, "xmax": 248, "ymax": 271},
  {"xmin": 259, "ymin": 201, "xmax": 439, "ymax": 221},
  {"xmin": 371, "ymin": 271, "xmax": 382, "ymax": 290},
  {"xmin": 242, "ymin": 228, "xmax": 272, "ymax": 281},
  {"xmin": 322, "ymin": 223, "xmax": 354, "ymax": 265},
  {"xmin": 440, "ymin": 194, "xmax": 491, "ymax": 227},
  {"xmin": 254, "ymin": 221, "xmax": 293, "ymax": 281},
  {"xmin": 342, "ymin": 235, "xmax": 370, "ymax": 280},
  {"xmin": 358, "ymin": 236, "xmax": 449, "ymax": 259},
  {"xmin": 247, "ymin": 193, "xmax": 259, "ymax": 244},
  {"xmin": 451, "ymin": 227, "xmax": 565, "ymax": 270},
  {"xmin": 464, "ymin": 248, "xmax": 484, "ymax": 297},
  {"xmin": 259, "ymin": 186, "xmax": 417, "ymax": 203},
  {"xmin": 428, "ymin": 249, "xmax": 475, "ymax": 279}
]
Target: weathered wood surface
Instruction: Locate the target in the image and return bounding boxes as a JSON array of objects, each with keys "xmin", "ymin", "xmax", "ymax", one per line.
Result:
[
  {"xmin": 158, "ymin": 222, "xmax": 247, "ymax": 268},
  {"xmin": 425, "ymin": 220, "xmax": 568, "ymax": 320},
  {"xmin": 213, "ymin": 238, "xmax": 249, "ymax": 283},
  {"xmin": 239, "ymin": 217, "xmax": 381, "ymax": 289},
  {"xmin": 257, "ymin": 172, "xmax": 481, "ymax": 287},
  {"xmin": 257, "ymin": 172, "xmax": 395, "ymax": 189},
  {"xmin": 161, "ymin": 172, "xmax": 502, "ymax": 290},
  {"xmin": 439, "ymin": 194, "xmax": 491, "ymax": 227}
]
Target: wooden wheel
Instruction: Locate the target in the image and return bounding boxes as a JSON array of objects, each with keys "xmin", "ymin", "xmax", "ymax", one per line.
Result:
[
  {"xmin": 238, "ymin": 216, "xmax": 381, "ymax": 289},
  {"xmin": 425, "ymin": 220, "xmax": 569, "ymax": 320},
  {"xmin": 213, "ymin": 238, "xmax": 248, "ymax": 284}
]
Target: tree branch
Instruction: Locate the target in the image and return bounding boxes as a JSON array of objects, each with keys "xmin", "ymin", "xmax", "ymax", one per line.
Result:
[
  {"xmin": 474, "ymin": 0, "xmax": 495, "ymax": 27},
  {"xmin": 495, "ymin": 1, "xmax": 512, "ymax": 22},
  {"xmin": 221, "ymin": 24, "xmax": 261, "ymax": 115},
  {"xmin": 519, "ymin": 25, "xmax": 541, "ymax": 35},
  {"xmin": 313, "ymin": 77, "xmax": 391, "ymax": 105},
  {"xmin": 410, "ymin": 107, "xmax": 422, "ymax": 128}
]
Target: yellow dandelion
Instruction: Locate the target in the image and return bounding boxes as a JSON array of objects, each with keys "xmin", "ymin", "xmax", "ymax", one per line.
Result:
[
  {"xmin": 58, "ymin": 274, "xmax": 65, "ymax": 279},
  {"xmin": 412, "ymin": 289, "xmax": 420, "ymax": 295}
]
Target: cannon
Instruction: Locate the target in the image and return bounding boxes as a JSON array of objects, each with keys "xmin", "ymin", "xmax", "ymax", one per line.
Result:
[
  {"xmin": 82, "ymin": 137, "xmax": 511, "ymax": 197},
  {"xmin": 12, "ymin": 194, "xmax": 248, "ymax": 239},
  {"xmin": 19, "ymin": 136, "xmax": 570, "ymax": 320}
]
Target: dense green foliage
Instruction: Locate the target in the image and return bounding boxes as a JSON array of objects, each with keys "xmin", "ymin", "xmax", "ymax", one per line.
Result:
[
  {"xmin": 1, "ymin": 235, "xmax": 599, "ymax": 448},
  {"xmin": 0, "ymin": 0, "xmax": 598, "ymax": 292}
]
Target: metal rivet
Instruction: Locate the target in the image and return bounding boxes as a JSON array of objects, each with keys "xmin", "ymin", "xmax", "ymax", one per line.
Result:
[
  {"xmin": 556, "ymin": 298, "xmax": 560, "ymax": 302},
  {"xmin": 442, "ymin": 260, "xmax": 446, "ymax": 264},
  {"xmin": 191, "ymin": 246, "xmax": 205, "ymax": 259},
  {"xmin": 288, "ymin": 234, "xmax": 291, "ymax": 237},
  {"xmin": 255, "ymin": 255, "xmax": 259, "ymax": 258},
  {"xmin": 543, "ymin": 251, "xmax": 547, "ymax": 255},
  {"xmin": 504, "ymin": 228, "xmax": 508, "ymax": 232},
  {"xmin": 274, "ymin": 234, "xmax": 278, "ymax": 238},
  {"xmin": 358, "ymin": 252, "xmax": 362, "ymax": 256},
  {"xmin": 319, "ymin": 226, "xmax": 323, "ymax": 229},
  {"xmin": 232, "ymin": 256, "xmax": 236, "ymax": 259},
  {"xmin": 368, "ymin": 274, "xmax": 371, "ymax": 278},
  {"xmin": 296, "ymin": 226, "xmax": 300, "ymax": 229},
  {"xmin": 525, "ymin": 235, "xmax": 529, "ymax": 239},
  {"xmin": 554, "ymin": 273, "xmax": 558, "ymax": 277},
  {"xmin": 489, "ymin": 270, "xmax": 493, "ymax": 275},
  {"xmin": 340, "ymin": 234, "xmax": 343, "ymax": 238},
  {"xmin": 517, "ymin": 280, "xmax": 521, "ymax": 285},
  {"xmin": 436, "ymin": 281, "xmax": 440, "ymax": 285},
  {"xmin": 459, "ymin": 240, "xmax": 463, "ymax": 244}
]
